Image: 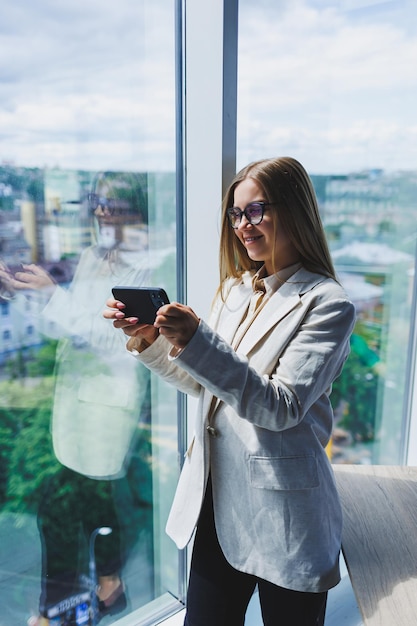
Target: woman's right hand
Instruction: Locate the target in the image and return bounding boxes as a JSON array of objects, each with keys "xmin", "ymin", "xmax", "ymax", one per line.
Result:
[{"xmin": 103, "ymin": 297, "xmax": 159, "ymax": 348}]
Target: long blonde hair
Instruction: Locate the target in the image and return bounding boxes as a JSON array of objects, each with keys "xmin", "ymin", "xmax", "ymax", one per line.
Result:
[{"xmin": 218, "ymin": 157, "xmax": 336, "ymax": 290}]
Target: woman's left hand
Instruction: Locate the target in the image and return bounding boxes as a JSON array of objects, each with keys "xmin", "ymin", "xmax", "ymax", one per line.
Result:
[{"xmin": 154, "ymin": 302, "xmax": 199, "ymax": 349}]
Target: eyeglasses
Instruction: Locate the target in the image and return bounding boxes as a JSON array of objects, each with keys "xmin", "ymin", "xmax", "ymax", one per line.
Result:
[
  {"xmin": 87, "ymin": 193, "xmax": 134, "ymax": 216},
  {"xmin": 226, "ymin": 202, "xmax": 274, "ymax": 229}
]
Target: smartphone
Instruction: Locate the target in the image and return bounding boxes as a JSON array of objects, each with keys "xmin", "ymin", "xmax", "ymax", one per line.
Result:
[{"xmin": 112, "ymin": 286, "xmax": 170, "ymax": 324}]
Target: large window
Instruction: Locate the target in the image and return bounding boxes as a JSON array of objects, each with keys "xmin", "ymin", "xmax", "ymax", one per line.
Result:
[
  {"xmin": 0, "ymin": 2, "xmax": 183, "ymax": 625},
  {"xmin": 4, "ymin": 2, "xmax": 417, "ymax": 624},
  {"xmin": 237, "ymin": 0, "xmax": 417, "ymax": 466}
]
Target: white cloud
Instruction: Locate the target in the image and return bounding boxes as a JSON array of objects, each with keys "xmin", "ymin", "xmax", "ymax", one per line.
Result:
[
  {"xmin": 1, "ymin": 0, "xmax": 416, "ymax": 174},
  {"xmin": 237, "ymin": 0, "xmax": 417, "ymax": 172},
  {"xmin": 0, "ymin": 0, "xmax": 176, "ymax": 171}
]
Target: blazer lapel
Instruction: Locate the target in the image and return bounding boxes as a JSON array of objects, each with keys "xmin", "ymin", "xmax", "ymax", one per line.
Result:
[
  {"xmin": 211, "ymin": 275, "xmax": 253, "ymax": 344},
  {"xmin": 204, "ymin": 268, "xmax": 327, "ymax": 420},
  {"xmin": 236, "ymin": 268, "xmax": 326, "ymax": 355},
  {"xmin": 210, "ymin": 268, "xmax": 326, "ymax": 356}
]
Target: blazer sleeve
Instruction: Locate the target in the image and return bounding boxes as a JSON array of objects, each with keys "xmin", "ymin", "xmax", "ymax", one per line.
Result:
[
  {"xmin": 130, "ymin": 334, "xmax": 202, "ymax": 398},
  {"xmin": 173, "ymin": 284, "xmax": 356, "ymax": 431}
]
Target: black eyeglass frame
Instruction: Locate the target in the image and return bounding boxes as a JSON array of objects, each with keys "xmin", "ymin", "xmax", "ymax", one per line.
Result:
[
  {"xmin": 226, "ymin": 202, "xmax": 275, "ymax": 229},
  {"xmin": 87, "ymin": 193, "xmax": 134, "ymax": 216}
]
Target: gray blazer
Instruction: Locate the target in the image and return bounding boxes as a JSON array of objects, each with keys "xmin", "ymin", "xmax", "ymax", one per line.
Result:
[{"xmin": 134, "ymin": 267, "xmax": 356, "ymax": 593}]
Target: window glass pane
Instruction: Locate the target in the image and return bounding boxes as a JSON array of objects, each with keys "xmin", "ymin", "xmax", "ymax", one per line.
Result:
[
  {"xmin": 237, "ymin": 0, "xmax": 417, "ymax": 465},
  {"xmin": 0, "ymin": 2, "xmax": 181, "ymax": 624}
]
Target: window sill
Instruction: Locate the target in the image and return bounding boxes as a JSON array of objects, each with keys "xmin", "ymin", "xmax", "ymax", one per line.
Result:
[{"xmin": 112, "ymin": 593, "xmax": 184, "ymax": 626}]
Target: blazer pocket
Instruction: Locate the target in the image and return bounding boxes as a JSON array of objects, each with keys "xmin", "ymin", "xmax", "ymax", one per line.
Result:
[
  {"xmin": 249, "ymin": 455, "xmax": 319, "ymax": 490},
  {"xmin": 77, "ymin": 374, "xmax": 133, "ymax": 408}
]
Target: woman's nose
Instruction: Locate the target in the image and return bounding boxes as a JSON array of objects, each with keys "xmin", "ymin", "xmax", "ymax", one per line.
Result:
[
  {"xmin": 237, "ymin": 214, "xmax": 252, "ymax": 230},
  {"xmin": 95, "ymin": 204, "xmax": 111, "ymax": 216}
]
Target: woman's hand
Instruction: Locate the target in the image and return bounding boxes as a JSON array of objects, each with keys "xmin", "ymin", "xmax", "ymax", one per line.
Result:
[
  {"xmin": 12, "ymin": 264, "xmax": 56, "ymax": 293},
  {"xmin": 103, "ymin": 299, "xmax": 199, "ymax": 352},
  {"xmin": 0, "ymin": 261, "xmax": 16, "ymax": 297},
  {"xmin": 103, "ymin": 297, "xmax": 160, "ymax": 349},
  {"xmin": 154, "ymin": 302, "xmax": 199, "ymax": 349},
  {"xmin": 0, "ymin": 262, "xmax": 56, "ymax": 300}
]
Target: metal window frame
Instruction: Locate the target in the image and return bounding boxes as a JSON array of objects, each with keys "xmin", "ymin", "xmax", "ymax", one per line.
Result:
[{"xmin": 165, "ymin": 0, "xmax": 240, "ymax": 621}]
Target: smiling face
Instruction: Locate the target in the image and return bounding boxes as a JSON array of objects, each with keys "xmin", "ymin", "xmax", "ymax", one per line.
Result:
[
  {"xmin": 232, "ymin": 177, "xmax": 300, "ymax": 275},
  {"xmin": 90, "ymin": 175, "xmax": 146, "ymax": 249},
  {"xmin": 92, "ymin": 181, "xmax": 140, "ymax": 226}
]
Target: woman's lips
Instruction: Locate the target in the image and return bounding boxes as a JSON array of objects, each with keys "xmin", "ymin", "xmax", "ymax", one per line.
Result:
[{"xmin": 243, "ymin": 235, "xmax": 262, "ymax": 244}]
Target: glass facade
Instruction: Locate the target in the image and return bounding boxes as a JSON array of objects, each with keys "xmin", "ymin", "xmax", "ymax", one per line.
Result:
[
  {"xmin": 0, "ymin": 1, "xmax": 182, "ymax": 625},
  {"xmin": 237, "ymin": 0, "xmax": 417, "ymax": 466}
]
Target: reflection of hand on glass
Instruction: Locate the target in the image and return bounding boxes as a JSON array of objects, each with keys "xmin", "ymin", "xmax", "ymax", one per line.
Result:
[
  {"xmin": 0, "ymin": 259, "xmax": 16, "ymax": 299},
  {"xmin": 12, "ymin": 263, "xmax": 57, "ymax": 298}
]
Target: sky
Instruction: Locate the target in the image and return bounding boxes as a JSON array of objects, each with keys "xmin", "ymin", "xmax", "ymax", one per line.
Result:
[
  {"xmin": 0, "ymin": 0, "xmax": 416, "ymax": 175},
  {"xmin": 0, "ymin": 0, "xmax": 176, "ymax": 172},
  {"xmin": 237, "ymin": 0, "xmax": 417, "ymax": 173}
]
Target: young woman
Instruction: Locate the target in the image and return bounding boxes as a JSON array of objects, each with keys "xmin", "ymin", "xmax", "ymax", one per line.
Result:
[
  {"xmin": 1, "ymin": 171, "xmax": 152, "ymax": 625},
  {"xmin": 104, "ymin": 156, "xmax": 356, "ymax": 626}
]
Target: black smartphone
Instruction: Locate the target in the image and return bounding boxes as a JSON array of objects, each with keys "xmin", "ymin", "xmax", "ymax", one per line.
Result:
[{"xmin": 112, "ymin": 286, "xmax": 170, "ymax": 324}]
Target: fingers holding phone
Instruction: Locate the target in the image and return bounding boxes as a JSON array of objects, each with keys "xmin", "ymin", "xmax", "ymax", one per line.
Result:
[
  {"xmin": 104, "ymin": 287, "xmax": 170, "ymax": 346},
  {"xmin": 104, "ymin": 287, "xmax": 199, "ymax": 350},
  {"xmin": 103, "ymin": 296, "xmax": 133, "ymax": 323},
  {"xmin": 111, "ymin": 286, "xmax": 170, "ymax": 324},
  {"xmin": 155, "ymin": 302, "xmax": 199, "ymax": 349}
]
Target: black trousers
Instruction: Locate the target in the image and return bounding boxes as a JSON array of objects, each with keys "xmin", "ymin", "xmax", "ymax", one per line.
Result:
[{"xmin": 184, "ymin": 479, "xmax": 327, "ymax": 626}]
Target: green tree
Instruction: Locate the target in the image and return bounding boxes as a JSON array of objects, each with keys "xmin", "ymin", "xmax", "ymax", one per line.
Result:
[
  {"xmin": 331, "ymin": 324, "xmax": 382, "ymax": 442},
  {"xmin": 0, "ymin": 408, "xmax": 16, "ymax": 506},
  {"xmin": 27, "ymin": 340, "xmax": 58, "ymax": 377},
  {"xmin": 1, "ymin": 377, "xmax": 58, "ymax": 513}
]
